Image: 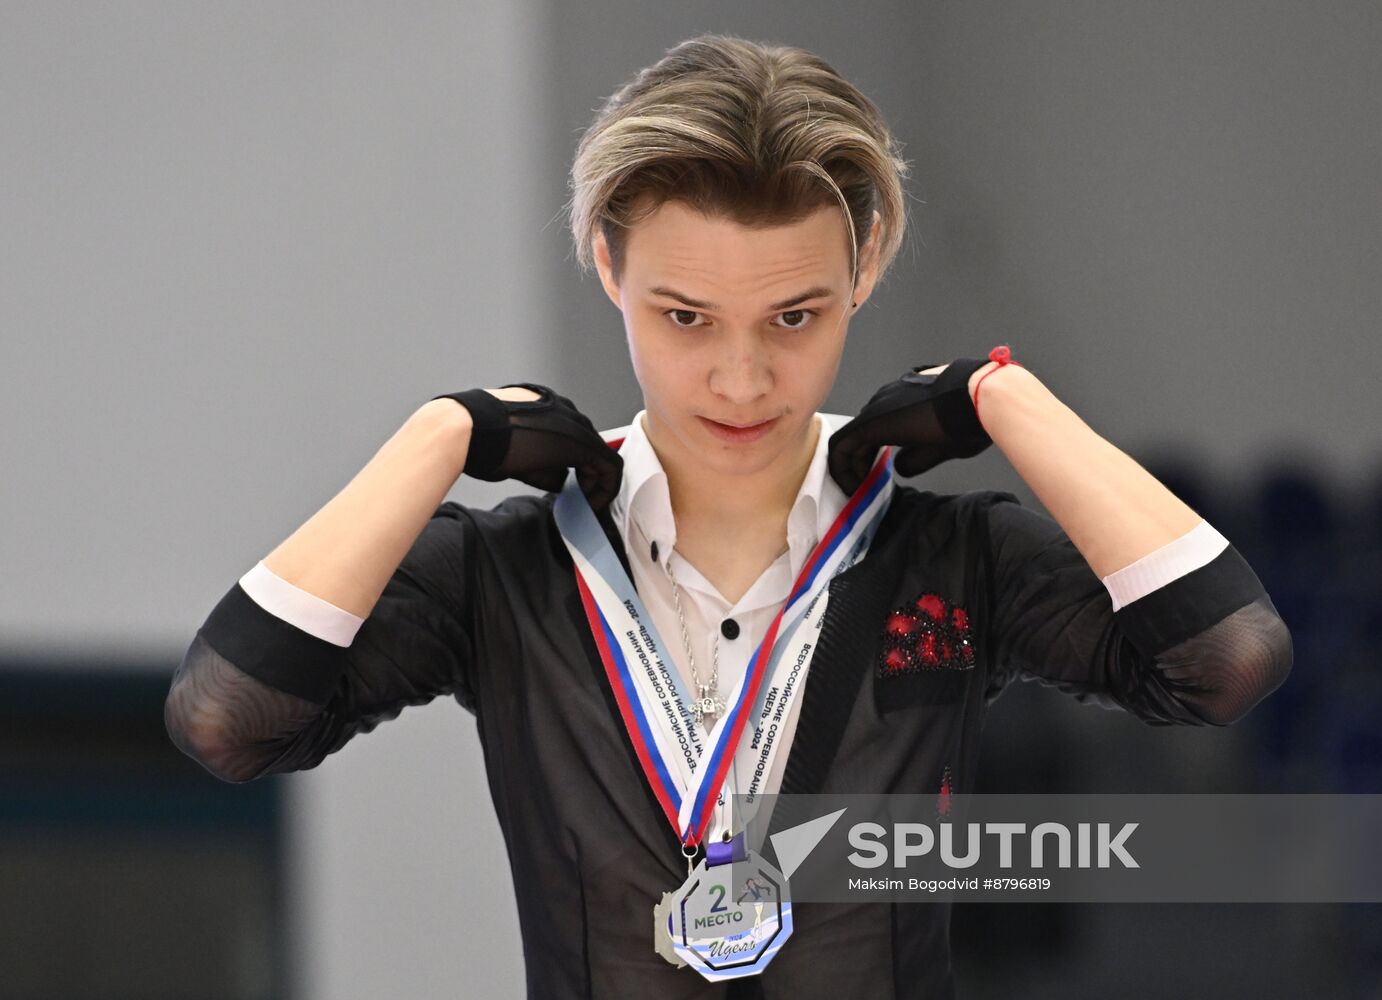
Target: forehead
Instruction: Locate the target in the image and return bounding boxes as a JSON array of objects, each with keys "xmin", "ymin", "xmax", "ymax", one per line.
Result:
[{"xmin": 622, "ymin": 199, "xmax": 850, "ymax": 293}]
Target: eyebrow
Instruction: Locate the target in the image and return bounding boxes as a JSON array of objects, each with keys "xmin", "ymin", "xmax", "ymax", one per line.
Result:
[{"xmin": 647, "ymin": 285, "xmax": 837, "ymax": 312}]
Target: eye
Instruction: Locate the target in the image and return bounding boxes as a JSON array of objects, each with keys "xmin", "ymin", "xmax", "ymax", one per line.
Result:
[
  {"xmin": 774, "ymin": 309, "xmax": 818, "ymax": 331},
  {"xmin": 665, "ymin": 308, "xmax": 706, "ymax": 329}
]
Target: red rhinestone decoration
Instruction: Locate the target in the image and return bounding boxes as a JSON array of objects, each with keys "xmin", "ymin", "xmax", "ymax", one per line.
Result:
[
  {"xmin": 915, "ymin": 593, "xmax": 946, "ymax": 621},
  {"xmin": 878, "ymin": 591, "xmax": 976, "ymax": 676}
]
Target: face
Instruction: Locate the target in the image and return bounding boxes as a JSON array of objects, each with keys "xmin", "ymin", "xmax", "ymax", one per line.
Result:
[{"xmin": 593, "ymin": 198, "xmax": 881, "ymax": 481}]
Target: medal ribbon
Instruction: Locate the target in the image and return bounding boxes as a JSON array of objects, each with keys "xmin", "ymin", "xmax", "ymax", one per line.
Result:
[{"xmin": 554, "ymin": 429, "xmax": 895, "ymax": 848}]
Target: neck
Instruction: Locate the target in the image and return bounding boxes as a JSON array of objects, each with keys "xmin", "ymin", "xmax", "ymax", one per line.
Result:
[{"xmin": 647, "ymin": 413, "xmax": 821, "ymax": 545}]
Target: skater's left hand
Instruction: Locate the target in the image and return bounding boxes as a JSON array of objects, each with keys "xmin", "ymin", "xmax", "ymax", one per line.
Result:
[{"xmin": 827, "ymin": 355, "xmax": 1001, "ymax": 495}]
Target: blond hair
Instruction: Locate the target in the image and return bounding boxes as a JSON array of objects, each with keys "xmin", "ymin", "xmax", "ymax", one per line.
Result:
[{"xmin": 565, "ymin": 33, "xmax": 913, "ymax": 295}]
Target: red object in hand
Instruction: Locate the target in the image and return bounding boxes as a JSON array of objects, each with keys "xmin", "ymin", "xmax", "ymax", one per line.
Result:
[{"xmin": 972, "ymin": 344, "xmax": 1025, "ymax": 432}]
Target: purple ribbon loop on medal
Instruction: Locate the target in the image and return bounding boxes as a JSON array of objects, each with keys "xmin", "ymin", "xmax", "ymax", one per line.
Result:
[{"xmin": 706, "ymin": 831, "xmax": 747, "ymax": 867}]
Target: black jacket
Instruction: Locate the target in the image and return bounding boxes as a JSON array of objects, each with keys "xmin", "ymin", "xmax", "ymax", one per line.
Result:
[{"xmin": 164, "ymin": 485, "xmax": 1293, "ymax": 999}]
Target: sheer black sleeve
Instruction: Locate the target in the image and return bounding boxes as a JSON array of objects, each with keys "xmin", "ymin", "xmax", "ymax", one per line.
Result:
[
  {"xmin": 164, "ymin": 502, "xmax": 483, "ymax": 783},
  {"xmin": 979, "ymin": 491, "xmax": 1293, "ymax": 726}
]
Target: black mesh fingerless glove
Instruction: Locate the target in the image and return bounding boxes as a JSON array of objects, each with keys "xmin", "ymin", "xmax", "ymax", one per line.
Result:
[
  {"xmin": 432, "ymin": 384, "xmax": 624, "ymax": 512},
  {"xmin": 827, "ymin": 357, "xmax": 996, "ymax": 496}
]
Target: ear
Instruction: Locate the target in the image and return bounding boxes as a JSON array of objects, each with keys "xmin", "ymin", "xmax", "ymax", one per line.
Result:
[
  {"xmin": 850, "ymin": 210, "xmax": 883, "ymax": 311},
  {"xmin": 592, "ymin": 229, "xmax": 624, "ymax": 312}
]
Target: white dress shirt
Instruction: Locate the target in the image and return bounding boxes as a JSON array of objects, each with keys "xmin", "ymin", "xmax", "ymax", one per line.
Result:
[
  {"xmin": 603, "ymin": 411, "xmax": 852, "ymax": 838},
  {"xmin": 237, "ymin": 409, "xmax": 1230, "ymax": 842}
]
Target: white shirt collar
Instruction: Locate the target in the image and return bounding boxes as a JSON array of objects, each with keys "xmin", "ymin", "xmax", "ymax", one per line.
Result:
[{"xmin": 607, "ymin": 411, "xmax": 852, "ymax": 583}]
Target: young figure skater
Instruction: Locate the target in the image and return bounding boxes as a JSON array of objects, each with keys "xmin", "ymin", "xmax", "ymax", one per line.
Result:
[{"xmin": 164, "ymin": 33, "xmax": 1292, "ymax": 999}]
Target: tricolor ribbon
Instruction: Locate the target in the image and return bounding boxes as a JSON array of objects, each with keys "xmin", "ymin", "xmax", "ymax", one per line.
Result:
[{"xmin": 554, "ymin": 426, "xmax": 895, "ymax": 849}]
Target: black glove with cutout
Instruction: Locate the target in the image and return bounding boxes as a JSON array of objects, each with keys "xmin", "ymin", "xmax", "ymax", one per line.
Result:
[
  {"xmin": 432, "ymin": 383, "xmax": 623, "ymax": 513},
  {"xmin": 827, "ymin": 358, "xmax": 996, "ymax": 496}
]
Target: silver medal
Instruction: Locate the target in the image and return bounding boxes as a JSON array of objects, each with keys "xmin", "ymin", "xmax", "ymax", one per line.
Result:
[{"xmin": 666, "ymin": 847, "xmax": 793, "ymax": 981}]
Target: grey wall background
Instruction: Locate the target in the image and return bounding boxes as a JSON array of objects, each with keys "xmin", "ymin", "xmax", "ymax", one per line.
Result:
[
  {"xmin": 3, "ymin": 3, "xmax": 537, "ymax": 998},
  {"xmin": 2, "ymin": 2, "xmax": 1378, "ymax": 998}
]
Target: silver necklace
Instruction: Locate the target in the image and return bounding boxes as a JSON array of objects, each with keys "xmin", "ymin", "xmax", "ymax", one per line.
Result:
[{"xmin": 663, "ymin": 563, "xmax": 724, "ymax": 726}]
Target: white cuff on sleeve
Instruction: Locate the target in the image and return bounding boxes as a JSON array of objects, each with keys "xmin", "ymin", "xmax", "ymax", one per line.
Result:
[
  {"xmin": 1101, "ymin": 519, "xmax": 1230, "ymax": 612},
  {"xmin": 238, "ymin": 561, "xmax": 366, "ymax": 647}
]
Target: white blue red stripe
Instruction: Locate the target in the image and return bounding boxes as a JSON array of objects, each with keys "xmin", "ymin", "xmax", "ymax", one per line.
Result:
[
  {"xmin": 678, "ymin": 449, "xmax": 894, "ymax": 844},
  {"xmin": 554, "ymin": 435, "xmax": 895, "ymax": 849}
]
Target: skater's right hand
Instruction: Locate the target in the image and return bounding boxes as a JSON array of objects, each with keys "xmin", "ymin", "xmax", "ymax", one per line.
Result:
[{"xmin": 432, "ymin": 384, "xmax": 623, "ymax": 513}]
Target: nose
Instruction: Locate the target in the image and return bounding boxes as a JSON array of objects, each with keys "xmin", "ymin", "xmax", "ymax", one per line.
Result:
[{"xmin": 707, "ymin": 331, "xmax": 773, "ymax": 407}]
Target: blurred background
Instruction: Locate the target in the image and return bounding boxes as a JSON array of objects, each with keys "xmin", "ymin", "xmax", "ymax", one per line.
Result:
[{"xmin": 2, "ymin": 1, "xmax": 1379, "ymax": 997}]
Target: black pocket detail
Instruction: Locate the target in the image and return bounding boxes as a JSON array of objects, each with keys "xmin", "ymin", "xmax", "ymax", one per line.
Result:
[{"xmin": 875, "ymin": 665, "xmax": 972, "ymax": 713}]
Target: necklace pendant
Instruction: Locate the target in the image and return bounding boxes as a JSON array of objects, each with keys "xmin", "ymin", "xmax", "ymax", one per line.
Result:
[{"xmin": 694, "ymin": 687, "xmax": 725, "ymax": 722}]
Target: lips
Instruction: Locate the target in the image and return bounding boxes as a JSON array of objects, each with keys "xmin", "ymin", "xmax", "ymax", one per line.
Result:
[
  {"xmin": 698, "ymin": 415, "xmax": 780, "ymax": 444},
  {"xmin": 711, "ymin": 418, "xmax": 773, "ymax": 429}
]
